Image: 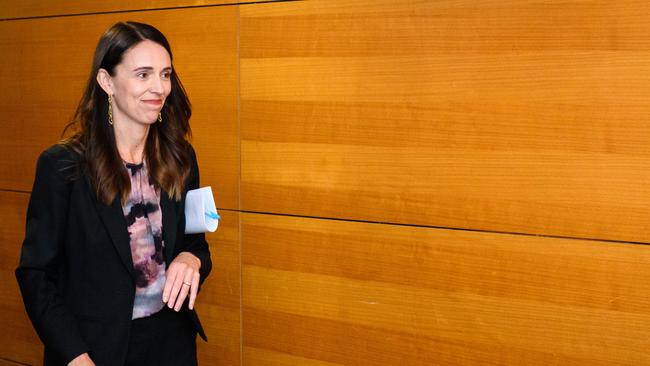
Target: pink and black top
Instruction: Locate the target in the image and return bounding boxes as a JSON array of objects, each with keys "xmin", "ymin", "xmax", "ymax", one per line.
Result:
[{"xmin": 122, "ymin": 161, "xmax": 166, "ymax": 319}]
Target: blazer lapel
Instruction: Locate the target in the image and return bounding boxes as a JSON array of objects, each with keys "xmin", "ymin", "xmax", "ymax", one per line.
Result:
[
  {"xmin": 160, "ymin": 192, "xmax": 177, "ymax": 267},
  {"xmin": 87, "ymin": 178, "xmax": 135, "ymax": 279}
]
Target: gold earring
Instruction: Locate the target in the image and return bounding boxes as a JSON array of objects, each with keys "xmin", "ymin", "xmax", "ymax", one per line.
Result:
[
  {"xmin": 108, "ymin": 95, "xmax": 114, "ymax": 125},
  {"xmin": 158, "ymin": 112, "xmax": 162, "ymax": 123}
]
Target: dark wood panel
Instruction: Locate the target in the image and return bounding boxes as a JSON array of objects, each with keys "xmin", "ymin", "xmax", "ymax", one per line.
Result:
[
  {"xmin": 0, "ymin": 192, "xmax": 41, "ymax": 365},
  {"xmin": 0, "ymin": 358, "xmax": 29, "ymax": 366},
  {"xmin": 0, "ymin": 7, "xmax": 239, "ymax": 210},
  {"xmin": 242, "ymin": 212, "xmax": 650, "ymax": 365},
  {"xmin": 240, "ymin": 0, "xmax": 650, "ymax": 243}
]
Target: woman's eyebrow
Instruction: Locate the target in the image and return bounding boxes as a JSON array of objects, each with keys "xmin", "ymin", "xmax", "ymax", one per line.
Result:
[
  {"xmin": 132, "ymin": 66, "xmax": 172, "ymax": 72},
  {"xmin": 132, "ymin": 66, "xmax": 154, "ymax": 72}
]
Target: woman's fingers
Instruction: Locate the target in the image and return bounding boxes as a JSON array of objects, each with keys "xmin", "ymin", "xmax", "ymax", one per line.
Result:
[
  {"xmin": 162, "ymin": 265, "xmax": 178, "ymax": 304},
  {"xmin": 167, "ymin": 267, "xmax": 188, "ymax": 310},
  {"xmin": 188, "ymin": 271, "xmax": 200, "ymax": 310},
  {"xmin": 164, "ymin": 268, "xmax": 182, "ymax": 309},
  {"xmin": 174, "ymin": 270, "xmax": 193, "ymax": 311},
  {"xmin": 162, "ymin": 252, "xmax": 202, "ymax": 311}
]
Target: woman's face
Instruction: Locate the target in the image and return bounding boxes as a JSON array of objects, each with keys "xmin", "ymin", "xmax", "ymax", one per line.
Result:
[{"xmin": 105, "ymin": 40, "xmax": 172, "ymax": 127}]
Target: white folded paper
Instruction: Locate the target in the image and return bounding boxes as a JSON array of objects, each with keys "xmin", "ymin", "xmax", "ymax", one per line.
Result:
[{"xmin": 184, "ymin": 186, "xmax": 219, "ymax": 234}]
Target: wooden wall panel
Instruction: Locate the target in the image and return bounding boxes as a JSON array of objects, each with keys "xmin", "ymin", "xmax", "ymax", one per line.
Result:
[
  {"xmin": 242, "ymin": 213, "xmax": 650, "ymax": 366},
  {"xmin": 0, "ymin": 192, "xmax": 42, "ymax": 365},
  {"xmin": 0, "ymin": 7, "xmax": 239, "ymax": 211},
  {"xmin": 0, "ymin": 6, "xmax": 240, "ymax": 365},
  {"xmin": 0, "ymin": 1, "xmax": 228, "ymax": 19},
  {"xmin": 0, "ymin": 0, "xmax": 288, "ymax": 20},
  {"xmin": 0, "ymin": 359, "xmax": 27, "ymax": 366},
  {"xmin": 197, "ymin": 210, "xmax": 242, "ymax": 366},
  {"xmin": 0, "ymin": 197, "xmax": 240, "ymax": 366},
  {"xmin": 240, "ymin": 0, "xmax": 650, "ymax": 243}
]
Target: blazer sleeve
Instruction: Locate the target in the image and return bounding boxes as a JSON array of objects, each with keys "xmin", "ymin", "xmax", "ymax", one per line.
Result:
[
  {"xmin": 179, "ymin": 145, "xmax": 212, "ymax": 284},
  {"xmin": 15, "ymin": 148, "xmax": 90, "ymax": 364}
]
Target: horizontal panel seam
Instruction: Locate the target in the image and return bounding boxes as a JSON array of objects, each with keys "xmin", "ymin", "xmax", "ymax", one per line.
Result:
[
  {"xmin": 1, "ymin": 195, "xmax": 642, "ymax": 246},
  {"xmin": 0, "ymin": 188, "xmax": 30, "ymax": 194},
  {"xmin": 235, "ymin": 209, "xmax": 650, "ymax": 247},
  {"xmin": 0, "ymin": 356, "xmax": 31, "ymax": 366},
  {"xmin": 0, "ymin": 0, "xmax": 302, "ymax": 22}
]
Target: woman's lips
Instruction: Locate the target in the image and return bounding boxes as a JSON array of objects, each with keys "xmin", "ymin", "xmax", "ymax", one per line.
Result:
[{"xmin": 143, "ymin": 99, "xmax": 162, "ymax": 106}]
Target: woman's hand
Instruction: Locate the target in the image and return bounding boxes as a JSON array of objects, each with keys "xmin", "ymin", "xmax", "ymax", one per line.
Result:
[
  {"xmin": 68, "ymin": 353, "xmax": 95, "ymax": 366},
  {"xmin": 163, "ymin": 252, "xmax": 201, "ymax": 311}
]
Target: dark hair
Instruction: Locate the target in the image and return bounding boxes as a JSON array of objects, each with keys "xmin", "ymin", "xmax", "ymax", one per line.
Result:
[{"xmin": 63, "ymin": 21, "xmax": 192, "ymax": 204}]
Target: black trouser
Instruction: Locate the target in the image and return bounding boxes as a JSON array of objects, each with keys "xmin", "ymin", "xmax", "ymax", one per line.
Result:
[{"xmin": 125, "ymin": 306, "xmax": 198, "ymax": 366}]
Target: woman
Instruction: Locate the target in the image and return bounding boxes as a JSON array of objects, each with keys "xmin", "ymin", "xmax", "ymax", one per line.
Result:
[{"xmin": 15, "ymin": 21, "xmax": 211, "ymax": 366}]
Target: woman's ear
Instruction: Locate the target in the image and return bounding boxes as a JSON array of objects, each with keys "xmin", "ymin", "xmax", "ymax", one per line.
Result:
[{"xmin": 96, "ymin": 68, "xmax": 114, "ymax": 95}]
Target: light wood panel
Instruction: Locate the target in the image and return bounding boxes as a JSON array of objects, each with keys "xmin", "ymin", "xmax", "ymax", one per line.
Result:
[
  {"xmin": 0, "ymin": 0, "xmax": 255, "ymax": 19},
  {"xmin": 240, "ymin": 0, "xmax": 650, "ymax": 243},
  {"xmin": 0, "ymin": 7, "xmax": 239, "ymax": 211},
  {"xmin": 197, "ymin": 210, "xmax": 242, "ymax": 366},
  {"xmin": 0, "ymin": 4, "xmax": 241, "ymax": 365},
  {"xmin": 242, "ymin": 213, "xmax": 650, "ymax": 366},
  {"xmin": 0, "ymin": 0, "xmax": 290, "ymax": 20},
  {"xmin": 0, "ymin": 1, "xmax": 227, "ymax": 19},
  {"xmin": 0, "ymin": 195, "xmax": 240, "ymax": 366}
]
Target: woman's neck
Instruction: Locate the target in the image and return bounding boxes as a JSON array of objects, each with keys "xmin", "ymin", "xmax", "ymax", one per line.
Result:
[{"xmin": 113, "ymin": 122, "xmax": 150, "ymax": 164}]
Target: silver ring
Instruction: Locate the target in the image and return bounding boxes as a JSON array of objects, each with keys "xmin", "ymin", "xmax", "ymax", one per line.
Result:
[{"xmin": 182, "ymin": 282, "xmax": 191, "ymax": 286}]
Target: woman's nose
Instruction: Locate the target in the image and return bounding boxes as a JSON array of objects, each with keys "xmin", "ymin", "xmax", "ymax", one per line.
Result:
[{"xmin": 149, "ymin": 76, "xmax": 164, "ymax": 94}]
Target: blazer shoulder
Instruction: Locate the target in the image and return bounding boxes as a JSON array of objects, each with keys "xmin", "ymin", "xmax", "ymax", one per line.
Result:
[
  {"xmin": 41, "ymin": 143, "xmax": 77, "ymax": 160},
  {"xmin": 37, "ymin": 144, "xmax": 82, "ymax": 183}
]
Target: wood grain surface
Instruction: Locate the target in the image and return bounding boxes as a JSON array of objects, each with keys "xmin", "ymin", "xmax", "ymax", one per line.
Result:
[
  {"xmin": 1, "ymin": 4, "xmax": 241, "ymax": 365},
  {"xmin": 240, "ymin": 0, "xmax": 650, "ymax": 243},
  {"xmin": 0, "ymin": 358, "xmax": 28, "ymax": 366},
  {"xmin": 0, "ymin": 192, "xmax": 42, "ymax": 365},
  {"xmin": 196, "ymin": 210, "xmax": 242, "ymax": 366},
  {"xmin": 0, "ymin": 6, "xmax": 239, "ymax": 210},
  {"xmin": 5, "ymin": 0, "xmax": 650, "ymax": 365},
  {"xmin": 0, "ymin": 0, "xmax": 287, "ymax": 20},
  {"xmin": 243, "ymin": 212, "xmax": 650, "ymax": 366}
]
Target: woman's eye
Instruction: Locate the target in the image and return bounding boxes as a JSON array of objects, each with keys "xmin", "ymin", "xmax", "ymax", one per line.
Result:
[
  {"xmin": 161, "ymin": 72, "xmax": 171, "ymax": 79},
  {"xmin": 137, "ymin": 72, "xmax": 148, "ymax": 79}
]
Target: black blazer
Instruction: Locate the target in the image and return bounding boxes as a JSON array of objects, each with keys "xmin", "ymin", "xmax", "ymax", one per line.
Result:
[{"xmin": 15, "ymin": 144, "xmax": 212, "ymax": 366}]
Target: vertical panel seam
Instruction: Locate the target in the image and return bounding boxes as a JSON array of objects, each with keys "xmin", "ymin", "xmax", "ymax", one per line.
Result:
[{"xmin": 235, "ymin": 3, "xmax": 244, "ymax": 366}]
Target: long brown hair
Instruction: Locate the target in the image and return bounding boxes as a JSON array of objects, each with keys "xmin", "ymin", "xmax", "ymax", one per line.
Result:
[{"xmin": 63, "ymin": 21, "xmax": 192, "ymax": 205}]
